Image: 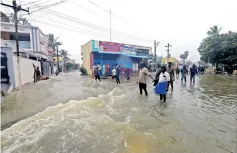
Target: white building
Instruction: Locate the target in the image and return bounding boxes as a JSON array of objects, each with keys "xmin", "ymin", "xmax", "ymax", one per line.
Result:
[{"xmin": 1, "ymin": 22, "xmax": 52, "ymax": 61}]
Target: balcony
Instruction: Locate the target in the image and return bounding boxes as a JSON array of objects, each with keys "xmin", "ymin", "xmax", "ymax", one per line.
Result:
[{"xmin": 1, "ymin": 40, "xmax": 31, "ymax": 49}]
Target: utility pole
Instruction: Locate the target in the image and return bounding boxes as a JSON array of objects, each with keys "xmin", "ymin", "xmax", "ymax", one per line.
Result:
[
  {"xmin": 165, "ymin": 43, "xmax": 172, "ymax": 64},
  {"xmin": 109, "ymin": 9, "xmax": 112, "ymax": 42},
  {"xmin": 154, "ymin": 40, "xmax": 160, "ymax": 62},
  {"xmin": 56, "ymin": 46, "xmax": 60, "ymax": 71},
  {"xmin": 1, "ymin": 0, "xmax": 29, "ymax": 90}
]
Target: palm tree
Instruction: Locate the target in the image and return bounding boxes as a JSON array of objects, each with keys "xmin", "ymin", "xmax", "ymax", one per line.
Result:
[
  {"xmin": 60, "ymin": 49, "xmax": 70, "ymax": 71},
  {"xmin": 207, "ymin": 25, "xmax": 222, "ymax": 36},
  {"xmin": 47, "ymin": 34, "xmax": 62, "ymax": 53},
  {"xmin": 47, "ymin": 34, "xmax": 62, "ymax": 70}
]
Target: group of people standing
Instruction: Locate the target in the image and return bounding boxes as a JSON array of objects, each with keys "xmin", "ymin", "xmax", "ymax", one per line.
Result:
[
  {"xmin": 137, "ymin": 63, "xmax": 171, "ymax": 102},
  {"xmin": 93, "ymin": 62, "xmax": 198, "ymax": 103},
  {"xmin": 137, "ymin": 62, "xmax": 199, "ymax": 102},
  {"xmin": 93, "ymin": 63, "xmax": 131, "ymax": 84},
  {"xmin": 175, "ymin": 64, "xmax": 198, "ymax": 83}
]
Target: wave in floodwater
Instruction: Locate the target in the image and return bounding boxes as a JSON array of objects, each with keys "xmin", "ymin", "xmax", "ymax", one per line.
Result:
[{"xmin": 1, "ymin": 75, "xmax": 237, "ymax": 153}]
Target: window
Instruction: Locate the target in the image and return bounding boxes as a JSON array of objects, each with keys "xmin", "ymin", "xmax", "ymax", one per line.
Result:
[{"xmin": 10, "ymin": 33, "xmax": 30, "ymax": 41}]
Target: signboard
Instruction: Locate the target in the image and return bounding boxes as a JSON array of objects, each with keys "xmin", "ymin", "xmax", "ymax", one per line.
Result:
[
  {"xmin": 91, "ymin": 40, "xmax": 151, "ymax": 55},
  {"xmin": 136, "ymin": 46, "xmax": 150, "ymax": 55},
  {"xmin": 99, "ymin": 41, "xmax": 123, "ymax": 52},
  {"xmin": 122, "ymin": 44, "xmax": 137, "ymax": 55}
]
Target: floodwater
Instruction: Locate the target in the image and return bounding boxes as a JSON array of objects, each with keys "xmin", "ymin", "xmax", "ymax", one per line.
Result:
[{"xmin": 1, "ymin": 73, "xmax": 237, "ymax": 153}]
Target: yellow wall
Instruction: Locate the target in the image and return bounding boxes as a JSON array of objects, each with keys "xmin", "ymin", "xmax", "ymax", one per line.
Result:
[
  {"xmin": 53, "ymin": 56, "xmax": 64, "ymax": 62},
  {"xmin": 162, "ymin": 57, "xmax": 178, "ymax": 65},
  {"xmin": 81, "ymin": 40, "xmax": 92, "ymax": 74}
]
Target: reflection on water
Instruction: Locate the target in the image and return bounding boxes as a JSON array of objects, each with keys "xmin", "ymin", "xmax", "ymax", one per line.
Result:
[{"xmin": 1, "ymin": 75, "xmax": 237, "ymax": 153}]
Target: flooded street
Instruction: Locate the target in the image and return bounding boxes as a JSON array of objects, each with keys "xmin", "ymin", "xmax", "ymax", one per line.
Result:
[{"xmin": 1, "ymin": 72, "xmax": 237, "ymax": 153}]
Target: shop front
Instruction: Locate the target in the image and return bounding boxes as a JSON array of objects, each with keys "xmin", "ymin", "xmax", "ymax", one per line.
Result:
[{"xmin": 82, "ymin": 40, "xmax": 152, "ymax": 75}]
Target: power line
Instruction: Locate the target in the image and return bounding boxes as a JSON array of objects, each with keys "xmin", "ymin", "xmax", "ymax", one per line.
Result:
[
  {"xmin": 69, "ymin": 0, "xmax": 108, "ymax": 21},
  {"xmin": 39, "ymin": 9, "xmax": 153, "ymax": 42},
  {"xmin": 30, "ymin": 0, "xmax": 68, "ymax": 13},
  {"xmin": 88, "ymin": 0, "xmax": 109, "ymax": 13},
  {"xmin": 33, "ymin": 13, "xmax": 96, "ymax": 33},
  {"xmin": 42, "ymin": 9, "xmax": 108, "ymax": 32},
  {"xmin": 33, "ymin": 18, "xmax": 150, "ymax": 46},
  {"xmin": 22, "ymin": 0, "xmax": 153, "ymax": 42},
  {"xmin": 21, "ymin": 0, "xmax": 50, "ymax": 7},
  {"xmin": 87, "ymin": 0, "xmax": 146, "ymax": 33},
  {"xmin": 32, "ymin": 18, "xmax": 108, "ymax": 39},
  {"xmin": 30, "ymin": 10, "xmax": 152, "ymax": 44}
]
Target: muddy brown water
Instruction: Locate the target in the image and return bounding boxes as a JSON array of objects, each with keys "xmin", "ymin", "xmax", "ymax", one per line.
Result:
[{"xmin": 1, "ymin": 73, "xmax": 237, "ymax": 153}]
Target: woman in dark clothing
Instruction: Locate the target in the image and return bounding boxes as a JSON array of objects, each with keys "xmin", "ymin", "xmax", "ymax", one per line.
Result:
[{"xmin": 153, "ymin": 67, "xmax": 162, "ymax": 86}]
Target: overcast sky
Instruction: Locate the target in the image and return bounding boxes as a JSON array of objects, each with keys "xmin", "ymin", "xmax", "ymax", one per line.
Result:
[{"xmin": 3, "ymin": 0, "xmax": 237, "ymax": 63}]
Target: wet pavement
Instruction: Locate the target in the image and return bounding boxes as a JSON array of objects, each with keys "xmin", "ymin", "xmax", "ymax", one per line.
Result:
[{"xmin": 1, "ymin": 72, "xmax": 237, "ymax": 153}]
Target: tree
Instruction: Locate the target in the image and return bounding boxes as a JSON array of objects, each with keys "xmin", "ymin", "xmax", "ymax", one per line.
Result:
[
  {"xmin": 198, "ymin": 26, "xmax": 237, "ymax": 73},
  {"xmin": 47, "ymin": 34, "xmax": 62, "ymax": 53},
  {"xmin": 60, "ymin": 49, "xmax": 70, "ymax": 71},
  {"xmin": 207, "ymin": 25, "xmax": 222, "ymax": 36},
  {"xmin": 8, "ymin": 13, "xmax": 31, "ymax": 25},
  {"xmin": 1, "ymin": 12, "xmax": 10, "ymax": 22},
  {"xmin": 180, "ymin": 51, "xmax": 189, "ymax": 64}
]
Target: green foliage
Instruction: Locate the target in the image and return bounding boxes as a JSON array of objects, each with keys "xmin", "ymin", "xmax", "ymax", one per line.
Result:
[
  {"xmin": 207, "ymin": 25, "xmax": 222, "ymax": 36},
  {"xmin": 198, "ymin": 25, "xmax": 237, "ymax": 73}
]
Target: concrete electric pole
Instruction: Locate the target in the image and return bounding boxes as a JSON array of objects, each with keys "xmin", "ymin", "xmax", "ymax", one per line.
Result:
[
  {"xmin": 154, "ymin": 40, "xmax": 160, "ymax": 62},
  {"xmin": 57, "ymin": 46, "xmax": 60, "ymax": 71},
  {"xmin": 109, "ymin": 9, "xmax": 112, "ymax": 42},
  {"xmin": 1, "ymin": 0, "xmax": 29, "ymax": 90},
  {"xmin": 165, "ymin": 43, "xmax": 172, "ymax": 64}
]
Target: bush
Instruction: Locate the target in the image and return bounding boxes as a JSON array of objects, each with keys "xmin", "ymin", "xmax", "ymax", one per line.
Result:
[{"xmin": 80, "ymin": 67, "xmax": 88, "ymax": 75}]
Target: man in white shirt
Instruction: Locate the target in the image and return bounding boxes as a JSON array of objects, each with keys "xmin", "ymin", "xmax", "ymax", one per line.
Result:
[
  {"xmin": 137, "ymin": 63, "xmax": 153, "ymax": 96},
  {"xmin": 97, "ymin": 63, "xmax": 101, "ymax": 75},
  {"xmin": 112, "ymin": 67, "xmax": 116, "ymax": 79}
]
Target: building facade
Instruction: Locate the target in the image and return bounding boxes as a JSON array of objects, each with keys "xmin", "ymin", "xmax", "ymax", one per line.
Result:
[
  {"xmin": 1, "ymin": 22, "xmax": 54, "ymax": 76},
  {"xmin": 1, "ymin": 22, "xmax": 51, "ymax": 61},
  {"xmin": 162, "ymin": 57, "xmax": 179, "ymax": 66},
  {"xmin": 81, "ymin": 40, "xmax": 152, "ymax": 75}
]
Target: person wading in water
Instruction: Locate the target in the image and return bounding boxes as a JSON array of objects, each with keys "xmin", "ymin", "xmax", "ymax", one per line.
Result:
[
  {"xmin": 115, "ymin": 64, "xmax": 121, "ymax": 84},
  {"xmin": 158, "ymin": 66, "xmax": 170, "ymax": 102},
  {"xmin": 167, "ymin": 62, "xmax": 175, "ymax": 91},
  {"xmin": 190, "ymin": 64, "xmax": 198, "ymax": 84},
  {"xmin": 125, "ymin": 68, "xmax": 131, "ymax": 81},
  {"xmin": 94, "ymin": 67, "xmax": 101, "ymax": 82},
  {"xmin": 176, "ymin": 67, "xmax": 180, "ymax": 78},
  {"xmin": 35, "ymin": 67, "xmax": 41, "ymax": 82},
  {"xmin": 112, "ymin": 67, "xmax": 116, "ymax": 80},
  {"xmin": 181, "ymin": 65, "xmax": 188, "ymax": 83},
  {"xmin": 137, "ymin": 63, "xmax": 153, "ymax": 96}
]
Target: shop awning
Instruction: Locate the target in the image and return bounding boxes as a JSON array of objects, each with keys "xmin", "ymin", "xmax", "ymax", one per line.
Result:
[
  {"xmin": 125, "ymin": 54, "xmax": 150, "ymax": 58},
  {"xmin": 98, "ymin": 51, "xmax": 121, "ymax": 55},
  {"xmin": 97, "ymin": 51, "xmax": 150, "ymax": 58}
]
